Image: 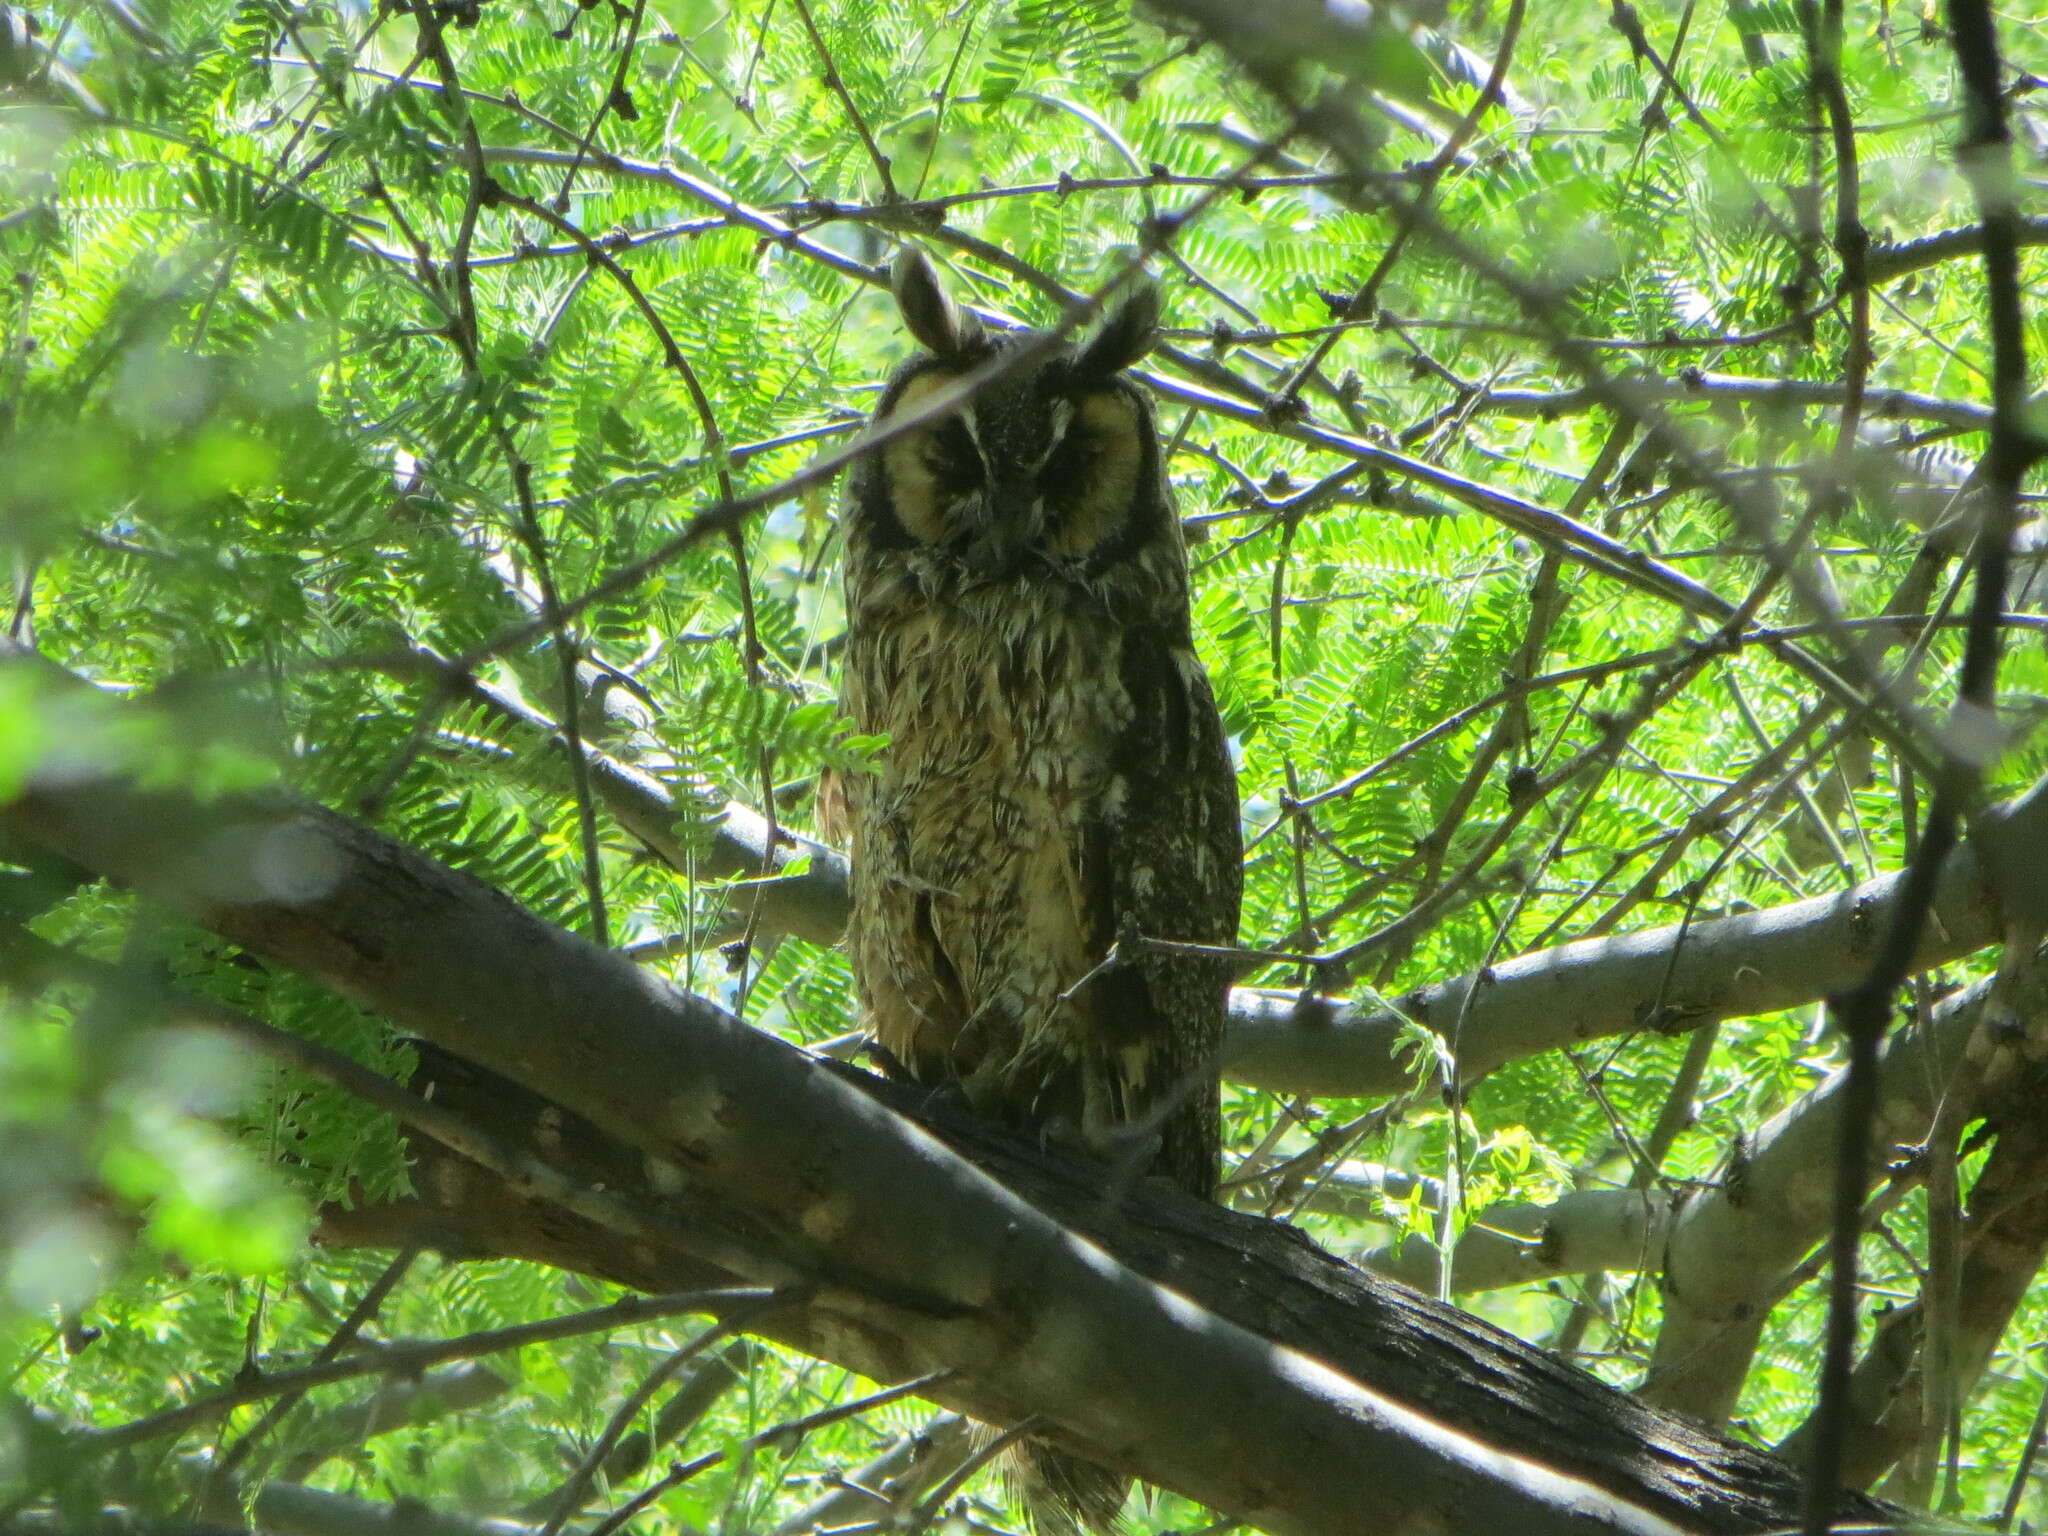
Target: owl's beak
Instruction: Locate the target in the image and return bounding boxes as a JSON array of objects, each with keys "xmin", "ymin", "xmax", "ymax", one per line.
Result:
[{"xmin": 959, "ymin": 482, "xmax": 1041, "ymax": 578}]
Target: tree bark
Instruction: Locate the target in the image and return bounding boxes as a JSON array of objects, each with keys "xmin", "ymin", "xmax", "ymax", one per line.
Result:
[
  {"xmin": 0, "ymin": 680, "xmax": 1897, "ymax": 1535},
  {"xmin": 444, "ymin": 618, "xmax": 2045, "ymax": 1102},
  {"xmin": 1641, "ymin": 967, "xmax": 2015, "ymax": 1419}
]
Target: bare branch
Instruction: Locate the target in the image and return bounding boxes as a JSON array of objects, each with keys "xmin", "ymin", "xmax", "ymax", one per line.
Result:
[{"xmin": 0, "ymin": 644, "xmax": 1888, "ymax": 1536}]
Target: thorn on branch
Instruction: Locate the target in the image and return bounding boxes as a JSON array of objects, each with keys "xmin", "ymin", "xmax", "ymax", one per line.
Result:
[
  {"xmin": 1140, "ymin": 209, "xmax": 1185, "ymax": 244},
  {"xmin": 1886, "ymin": 1140, "xmax": 1930, "ymax": 1179},
  {"xmin": 1261, "ymin": 393, "xmax": 1306, "ymax": 426},
  {"xmin": 1608, "ymin": 1, "xmax": 1649, "ymax": 60}
]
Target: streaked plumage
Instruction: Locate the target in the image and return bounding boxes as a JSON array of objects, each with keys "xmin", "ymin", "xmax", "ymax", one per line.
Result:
[{"xmin": 826, "ymin": 252, "xmax": 1242, "ymax": 1532}]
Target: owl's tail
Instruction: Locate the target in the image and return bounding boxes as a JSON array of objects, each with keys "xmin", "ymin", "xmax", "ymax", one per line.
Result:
[{"xmin": 1009, "ymin": 1438, "xmax": 1129, "ymax": 1536}]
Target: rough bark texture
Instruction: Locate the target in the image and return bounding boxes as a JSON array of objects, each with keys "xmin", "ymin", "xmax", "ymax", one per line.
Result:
[
  {"xmin": 408, "ymin": 630, "xmax": 2048, "ymax": 1103},
  {"xmin": 0, "ymin": 761, "xmax": 1897, "ymax": 1536},
  {"xmin": 395, "ymin": 1041, "xmax": 1891, "ymax": 1536}
]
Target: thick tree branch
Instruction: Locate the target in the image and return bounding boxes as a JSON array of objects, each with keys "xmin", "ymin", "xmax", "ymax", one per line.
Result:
[
  {"xmin": 1643, "ymin": 959, "xmax": 2037, "ymax": 1420},
  {"xmin": 0, "ymin": 653, "xmax": 1892, "ymax": 1536},
  {"xmin": 375, "ymin": 1038, "xmax": 1886, "ymax": 1536},
  {"xmin": 444, "ymin": 624, "xmax": 2048, "ymax": 1102},
  {"xmin": 1228, "ymin": 773, "xmax": 2045, "ymax": 1094},
  {"xmin": 1357, "ymin": 1183, "xmax": 1677, "ymax": 1296}
]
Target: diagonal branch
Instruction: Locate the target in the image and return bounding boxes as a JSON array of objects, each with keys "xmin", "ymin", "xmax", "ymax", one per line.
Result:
[
  {"xmin": 1642, "ymin": 959, "xmax": 2032, "ymax": 1421},
  {"xmin": 416, "ymin": 617, "xmax": 2048, "ymax": 1102},
  {"xmin": 0, "ymin": 645, "xmax": 1890, "ymax": 1536}
]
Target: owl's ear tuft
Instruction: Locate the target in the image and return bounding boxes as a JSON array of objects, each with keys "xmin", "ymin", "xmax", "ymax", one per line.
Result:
[
  {"xmin": 892, "ymin": 249, "xmax": 979, "ymax": 359},
  {"xmin": 1074, "ymin": 280, "xmax": 1160, "ymax": 380}
]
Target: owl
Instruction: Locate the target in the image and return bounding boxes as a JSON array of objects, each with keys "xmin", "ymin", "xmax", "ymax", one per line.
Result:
[
  {"xmin": 833, "ymin": 250, "xmax": 1241, "ymax": 1196},
  {"xmin": 826, "ymin": 251, "xmax": 1243, "ymax": 1528}
]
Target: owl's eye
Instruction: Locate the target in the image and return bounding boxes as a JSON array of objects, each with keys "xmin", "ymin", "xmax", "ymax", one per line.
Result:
[
  {"xmin": 929, "ymin": 420, "xmax": 979, "ymax": 484},
  {"xmin": 1038, "ymin": 418, "xmax": 1090, "ymax": 488},
  {"xmin": 1039, "ymin": 389, "xmax": 1145, "ymax": 557},
  {"xmin": 878, "ymin": 371, "xmax": 984, "ymax": 545}
]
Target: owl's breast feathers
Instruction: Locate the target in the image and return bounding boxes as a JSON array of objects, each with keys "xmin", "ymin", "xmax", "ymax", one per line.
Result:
[
  {"xmin": 840, "ymin": 255, "xmax": 1230, "ymax": 1530},
  {"xmin": 838, "ymin": 552, "xmax": 1240, "ymax": 1197}
]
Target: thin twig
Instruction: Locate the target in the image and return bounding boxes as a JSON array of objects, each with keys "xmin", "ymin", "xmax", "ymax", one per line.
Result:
[
  {"xmin": 201, "ymin": 1247, "xmax": 420, "ymax": 1492},
  {"xmin": 1802, "ymin": 4, "xmax": 2041, "ymax": 1529},
  {"xmin": 552, "ymin": 0, "xmax": 650, "ymax": 206},
  {"xmin": 537, "ymin": 1319, "xmax": 749, "ymax": 1536},
  {"xmin": 88, "ymin": 1288, "xmax": 780, "ymax": 1453},
  {"xmin": 789, "ymin": 0, "xmax": 897, "ymax": 199},
  {"xmin": 1996, "ymin": 1372, "xmax": 2048, "ymax": 1530}
]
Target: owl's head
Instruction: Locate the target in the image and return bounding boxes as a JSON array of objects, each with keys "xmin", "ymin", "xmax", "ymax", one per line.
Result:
[{"xmin": 851, "ymin": 250, "xmax": 1170, "ymax": 582}]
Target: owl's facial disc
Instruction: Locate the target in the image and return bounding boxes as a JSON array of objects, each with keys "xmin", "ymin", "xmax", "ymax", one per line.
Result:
[
  {"xmin": 878, "ymin": 370, "xmax": 982, "ymax": 547},
  {"xmin": 1039, "ymin": 389, "xmax": 1142, "ymax": 558},
  {"xmin": 877, "ymin": 363, "xmax": 1146, "ymax": 571}
]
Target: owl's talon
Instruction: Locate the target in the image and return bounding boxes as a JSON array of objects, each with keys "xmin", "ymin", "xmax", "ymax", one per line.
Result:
[
  {"xmin": 921, "ymin": 1078, "xmax": 976, "ymax": 1117},
  {"xmin": 859, "ymin": 1038, "xmax": 913, "ymax": 1080},
  {"xmin": 1035, "ymin": 1113, "xmax": 1084, "ymax": 1158},
  {"xmin": 1089, "ymin": 1121, "xmax": 1165, "ymax": 1177},
  {"xmin": 839, "ymin": 254, "xmax": 1237, "ymax": 1533}
]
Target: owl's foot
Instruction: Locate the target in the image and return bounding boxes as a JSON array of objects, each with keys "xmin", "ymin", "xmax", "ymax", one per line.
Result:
[
  {"xmin": 1087, "ymin": 1120, "xmax": 1166, "ymax": 1182},
  {"xmin": 858, "ymin": 1038, "xmax": 915, "ymax": 1082},
  {"xmin": 921, "ymin": 1078, "xmax": 977, "ymax": 1117},
  {"xmin": 1036, "ymin": 1114, "xmax": 1163, "ymax": 1181}
]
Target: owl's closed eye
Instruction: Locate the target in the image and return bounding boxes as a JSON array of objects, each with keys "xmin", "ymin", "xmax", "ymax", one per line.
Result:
[{"xmin": 833, "ymin": 247, "xmax": 1241, "ymax": 1536}]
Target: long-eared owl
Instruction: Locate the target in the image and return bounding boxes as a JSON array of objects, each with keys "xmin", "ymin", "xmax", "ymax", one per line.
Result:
[
  {"xmin": 830, "ymin": 251, "xmax": 1241, "ymax": 1527},
  {"xmin": 834, "ymin": 251, "xmax": 1241, "ymax": 1204}
]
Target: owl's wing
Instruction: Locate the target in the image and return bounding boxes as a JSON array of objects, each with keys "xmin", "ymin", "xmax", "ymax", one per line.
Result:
[{"xmin": 1084, "ymin": 623, "xmax": 1242, "ymax": 1198}]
